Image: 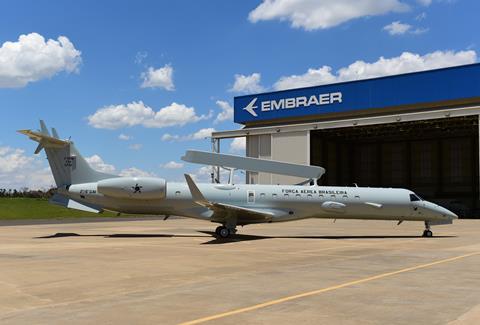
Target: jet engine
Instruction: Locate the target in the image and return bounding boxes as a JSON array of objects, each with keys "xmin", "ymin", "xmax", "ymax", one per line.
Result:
[{"xmin": 97, "ymin": 177, "xmax": 167, "ymax": 199}]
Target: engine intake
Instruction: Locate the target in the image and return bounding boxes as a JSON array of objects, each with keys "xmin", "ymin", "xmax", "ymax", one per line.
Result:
[{"xmin": 97, "ymin": 177, "xmax": 166, "ymax": 199}]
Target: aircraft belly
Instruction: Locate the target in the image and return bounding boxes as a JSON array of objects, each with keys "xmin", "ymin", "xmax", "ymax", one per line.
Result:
[{"xmin": 73, "ymin": 194, "xmax": 203, "ymax": 217}]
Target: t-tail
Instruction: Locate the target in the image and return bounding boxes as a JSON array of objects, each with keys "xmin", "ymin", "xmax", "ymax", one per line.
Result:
[{"xmin": 18, "ymin": 120, "xmax": 116, "ymax": 187}]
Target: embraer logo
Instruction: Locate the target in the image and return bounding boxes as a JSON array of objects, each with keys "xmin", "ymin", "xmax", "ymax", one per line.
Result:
[
  {"xmin": 243, "ymin": 98, "xmax": 258, "ymax": 117},
  {"xmin": 242, "ymin": 92, "xmax": 343, "ymax": 118}
]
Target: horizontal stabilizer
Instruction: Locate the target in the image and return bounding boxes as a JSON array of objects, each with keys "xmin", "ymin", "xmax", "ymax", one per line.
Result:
[
  {"xmin": 17, "ymin": 129, "xmax": 69, "ymax": 151},
  {"xmin": 34, "ymin": 143, "xmax": 44, "ymax": 154},
  {"xmin": 50, "ymin": 194, "xmax": 102, "ymax": 213},
  {"xmin": 182, "ymin": 150, "xmax": 325, "ymax": 179}
]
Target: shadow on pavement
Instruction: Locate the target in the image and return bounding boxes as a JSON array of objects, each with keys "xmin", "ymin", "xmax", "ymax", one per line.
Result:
[{"xmin": 36, "ymin": 231, "xmax": 457, "ymax": 244}]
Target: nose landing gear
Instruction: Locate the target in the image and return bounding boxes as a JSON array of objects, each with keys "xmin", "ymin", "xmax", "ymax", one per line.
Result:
[{"xmin": 422, "ymin": 221, "xmax": 433, "ymax": 237}]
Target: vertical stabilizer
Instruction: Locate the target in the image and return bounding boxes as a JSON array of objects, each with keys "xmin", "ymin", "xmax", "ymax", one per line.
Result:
[{"xmin": 18, "ymin": 121, "xmax": 117, "ymax": 186}]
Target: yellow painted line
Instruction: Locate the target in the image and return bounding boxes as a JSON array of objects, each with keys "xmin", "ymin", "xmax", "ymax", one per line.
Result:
[{"xmin": 179, "ymin": 251, "xmax": 480, "ymax": 325}]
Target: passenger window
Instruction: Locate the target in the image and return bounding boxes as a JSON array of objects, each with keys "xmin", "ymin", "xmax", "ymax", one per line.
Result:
[
  {"xmin": 284, "ymin": 194, "xmax": 289, "ymax": 198},
  {"xmin": 296, "ymin": 194, "xmax": 301, "ymax": 199},
  {"xmin": 260, "ymin": 193, "xmax": 266, "ymax": 199},
  {"xmin": 307, "ymin": 194, "xmax": 312, "ymax": 199},
  {"xmin": 247, "ymin": 191, "xmax": 255, "ymax": 203},
  {"xmin": 175, "ymin": 191, "xmax": 181, "ymax": 196},
  {"xmin": 272, "ymin": 193, "xmax": 277, "ymax": 198},
  {"xmin": 342, "ymin": 195, "xmax": 348, "ymax": 199},
  {"xmin": 331, "ymin": 195, "xmax": 336, "ymax": 199}
]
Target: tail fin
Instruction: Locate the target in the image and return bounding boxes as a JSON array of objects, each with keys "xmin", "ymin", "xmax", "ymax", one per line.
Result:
[{"xmin": 18, "ymin": 120, "xmax": 116, "ymax": 187}]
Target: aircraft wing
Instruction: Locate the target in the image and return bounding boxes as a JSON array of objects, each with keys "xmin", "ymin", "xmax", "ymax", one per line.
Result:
[
  {"xmin": 208, "ymin": 202, "xmax": 282, "ymax": 223},
  {"xmin": 184, "ymin": 174, "xmax": 287, "ymax": 224}
]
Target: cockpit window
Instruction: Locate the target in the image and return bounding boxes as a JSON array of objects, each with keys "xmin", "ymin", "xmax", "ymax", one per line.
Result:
[{"xmin": 410, "ymin": 194, "xmax": 421, "ymax": 202}]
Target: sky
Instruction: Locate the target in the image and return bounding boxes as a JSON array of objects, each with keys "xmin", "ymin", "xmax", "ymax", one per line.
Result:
[{"xmin": 0, "ymin": 0, "xmax": 479, "ymax": 189}]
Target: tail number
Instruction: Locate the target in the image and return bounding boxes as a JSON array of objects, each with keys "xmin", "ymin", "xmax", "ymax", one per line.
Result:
[{"xmin": 64, "ymin": 156, "xmax": 76, "ymax": 168}]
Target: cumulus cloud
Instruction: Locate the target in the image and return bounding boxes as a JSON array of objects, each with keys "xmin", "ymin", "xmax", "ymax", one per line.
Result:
[
  {"xmin": 274, "ymin": 50, "xmax": 477, "ymax": 90},
  {"xmin": 85, "ymin": 155, "xmax": 116, "ymax": 174},
  {"xmin": 134, "ymin": 51, "xmax": 148, "ymax": 65},
  {"xmin": 214, "ymin": 100, "xmax": 234, "ymax": 123},
  {"xmin": 140, "ymin": 64, "xmax": 174, "ymax": 90},
  {"xmin": 0, "ymin": 146, "xmax": 54, "ymax": 190},
  {"xmin": 119, "ymin": 167, "xmax": 155, "ymax": 177},
  {"xmin": 162, "ymin": 128, "xmax": 216, "ymax": 142},
  {"xmin": 416, "ymin": 12, "xmax": 427, "ymax": 21},
  {"xmin": 229, "ymin": 137, "xmax": 246, "ymax": 153},
  {"xmin": 417, "ymin": 0, "xmax": 432, "ymax": 6},
  {"xmin": 411, "ymin": 27, "xmax": 429, "ymax": 35},
  {"xmin": 383, "ymin": 21, "xmax": 412, "ymax": 35},
  {"xmin": 230, "ymin": 73, "xmax": 264, "ymax": 94},
  {"xmin": 160, "ymin": 161, "xmax": 184, "ymax": 169},
  {"xmin": 88, "ymin": 101, "xmax": 210, "ymax": 129},
  {"xmin": 248, "ymin": 0, "xmax": 409, "ymax": 31},
  {"xmin": 0, "ymin": 32, "xmax": 81, "ymax": 88},
  {"xmin": 383, "ymin": 21, "xmax": 428, "ymax": 35},
  {"xmin": 118, "ymin": 133, "xmax": 131, "ymax": 141},
  {"xmin": 128, "ymin": 143, "xmax": 143, "ymax": 150},
  {"xmin": 86, "ymin": 154, "xmax": 154, "ymax": 177}
]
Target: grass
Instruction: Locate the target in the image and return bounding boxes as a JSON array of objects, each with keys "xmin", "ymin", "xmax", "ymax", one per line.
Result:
[{"xmin": 0, "ymin": 197, "xmax": 121, "ymax": 220}]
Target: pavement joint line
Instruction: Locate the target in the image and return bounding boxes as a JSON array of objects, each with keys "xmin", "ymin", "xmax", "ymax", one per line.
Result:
[{"xmin": 178, "ymin": 251, "xmax": 480, "ymax": 325}]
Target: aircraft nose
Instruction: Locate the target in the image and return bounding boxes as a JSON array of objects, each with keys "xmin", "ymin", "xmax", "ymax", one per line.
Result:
[
  {"xmin": 444, "ymin": 207, "xmax": 458, "ymax": 220},
  {"xmin": 427, "ymin": 202, "xmax": 458, "ymax": 220}
]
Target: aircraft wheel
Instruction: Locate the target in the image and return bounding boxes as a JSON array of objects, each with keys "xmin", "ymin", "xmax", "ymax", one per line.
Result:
[
  {"xmin": 423, "ymin": 230, "xmax": 433, "ymax": 237},
  {"xmin": 215, "ymin": 226, "xmax": 223, "ymax": 235},
  {"xmin": 218, "ymin": 227, "xmax": 230, "ymax": 238}
]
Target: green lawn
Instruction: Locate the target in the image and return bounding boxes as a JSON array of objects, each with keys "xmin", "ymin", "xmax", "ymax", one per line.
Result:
[{"xmin": 0, "ymin": 198, "xmax": 120, "ymax": 220}]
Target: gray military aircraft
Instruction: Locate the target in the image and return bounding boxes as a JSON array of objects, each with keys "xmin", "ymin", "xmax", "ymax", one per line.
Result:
[{"xmin": 19, "ymin": 121, "xmax": 457, "ymax": 238}]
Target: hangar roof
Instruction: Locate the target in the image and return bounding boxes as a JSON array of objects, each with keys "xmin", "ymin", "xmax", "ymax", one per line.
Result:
[{"xmin": 234, "ymin": 63, "xmax": 480, "ymax": 127}]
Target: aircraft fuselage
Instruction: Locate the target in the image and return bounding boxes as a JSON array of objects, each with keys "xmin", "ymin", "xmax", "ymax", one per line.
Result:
[{"xmin": 64, "ymin": 181, "xmax": 455, "ymax": 225}]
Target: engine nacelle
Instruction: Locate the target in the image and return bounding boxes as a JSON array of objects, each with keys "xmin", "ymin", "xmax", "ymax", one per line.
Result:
[{"xmin": 97, "ymin": 177, "xmax": 167, "ymax": 199}]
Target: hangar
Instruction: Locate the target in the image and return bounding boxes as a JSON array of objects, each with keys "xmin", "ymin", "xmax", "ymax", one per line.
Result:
[{"xmin": 212, "ymin": 63, "xmax": 480, "ymax": 217}]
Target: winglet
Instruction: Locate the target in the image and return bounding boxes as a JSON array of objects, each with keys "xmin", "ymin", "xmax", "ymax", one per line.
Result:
[{"xmin": 184, "ymin": 174, "xmax": 210, "ymax": 207}]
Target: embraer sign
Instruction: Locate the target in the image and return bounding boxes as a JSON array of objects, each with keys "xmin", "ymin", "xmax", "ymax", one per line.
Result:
[
  {"xmin": 234, "ymin": 63, "xmax": 480, "ymax": 125},
  {"xmin": 242, "ymin": 92, "xmax": 343, "ymax": 118}
]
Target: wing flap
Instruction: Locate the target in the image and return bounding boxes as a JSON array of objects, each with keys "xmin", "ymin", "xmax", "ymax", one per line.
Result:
[{"xmin": 209, "ymin": 203, "xmax": 286, "ymax": 224}]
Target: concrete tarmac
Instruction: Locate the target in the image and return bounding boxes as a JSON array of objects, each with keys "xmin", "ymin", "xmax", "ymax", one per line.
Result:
[{"xmin": 0, "ymin": 218, "xmax": 479, "ymax": 324}]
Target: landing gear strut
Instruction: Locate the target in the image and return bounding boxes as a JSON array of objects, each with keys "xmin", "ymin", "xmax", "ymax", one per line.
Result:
[
  {"xmin": 215, "ymin": 225, "xmax": 237, "ymax": 238},
  {"xmin": 422, "ymin": 221, "xmax": 433, "ymax": 237}
]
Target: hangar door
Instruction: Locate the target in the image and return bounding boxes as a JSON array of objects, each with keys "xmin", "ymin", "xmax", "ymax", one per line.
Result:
[{"xmin": 310, "ymin": 116, "xmax": 479, "ymax": 217}]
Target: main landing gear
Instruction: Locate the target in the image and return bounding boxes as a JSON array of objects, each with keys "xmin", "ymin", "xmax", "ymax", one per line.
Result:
[
  {"xmin": 422, "ymin": 221, "xmax": 433, "ymax": 237},
  {"xmin": 215, "ymin": 225, "xmax": 237, "ymax": 238}
]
